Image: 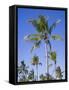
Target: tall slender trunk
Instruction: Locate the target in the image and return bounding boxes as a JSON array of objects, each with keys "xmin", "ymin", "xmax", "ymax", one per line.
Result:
[
  {"xmin": 36, "ymin": 65, "xmax": 38, "ymax": 81},
  {"xmin": 45, "ymin": 43, "xmax": 49, "ymax": 80},
  {"xmin": 55, "ymin": 62, "xmax": 56, "ymax": 79}
]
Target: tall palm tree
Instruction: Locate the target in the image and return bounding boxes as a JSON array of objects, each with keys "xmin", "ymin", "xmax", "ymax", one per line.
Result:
[
  {"xmin": 24, "ymin": 15, "xmax": 62, "ymax": 79},
  {"xmin": 31, "ymin": 55, "xmax": 42, "ymax": 80}
]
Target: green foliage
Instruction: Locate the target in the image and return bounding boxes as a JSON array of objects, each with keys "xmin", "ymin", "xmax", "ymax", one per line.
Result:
[
  {"xmin": 40, "ymin": 73, "xmax": 54, "ymax": 80},
  {"xmin": 31, "ymin": 55, "xmax": 39, "ymax": 65},
  {"xmin": 31, "ymin": 40, "xmax": 41, "ymax": 53},
  {"xmin": 24, "ymin": 15, "xmax": 61, "ymax": 53},
  {"xmin": 31, "ymin": 55, "xmax": 42, "ymax": 66},
  {"xmin": 40, "ymin": 74, "xmax": 47, "ymax": 80},
  {"xmin": 28, "ymin": 70, "xmax": 34, "ymax": 80},
  {"xmin": 22, "ymin": 15, "xmax": 64, "ymax": 81},
  {"xmin": 18, "ymin": 60, "xmax": 29, "ymax": 82},
  {"xmin": 49, "ymin": 20, "xmax": 61, "ymax": 35},
  {"xmin": 49, "ymin": 51, "xmax": 56, "ymax": 63},
  {"xmin": 51, "ymin": 35, "xmax": 62, "ymax": 40},
  {"xmin": 28, "ymin": 15, "xmax": 49, "ymax": 33},
  {"xmin": 56, "ymin": 66, "xmax": 64, "ymax": 79}
]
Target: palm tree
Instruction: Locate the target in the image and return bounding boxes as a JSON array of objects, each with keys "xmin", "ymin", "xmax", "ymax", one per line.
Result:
[
  {"xmin": 24, "ymin": 15, "xmax": 62, "ymax": 79},
  {"xmin": 56, "ymin": 66, "xmax": 64, "ymax": 79},
  {"xmin": 18, "ymin": 60, "xmax": 29, "ymax": 82},
  {"xmin": 49, "ymin": 51, "xmax": 56, "ymax": 79},
  {"xmin": 31, "ymin": 55, "xmax": 42, "ymax": 80}
]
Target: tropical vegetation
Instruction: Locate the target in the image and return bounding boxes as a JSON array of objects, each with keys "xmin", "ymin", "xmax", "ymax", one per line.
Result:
[{"xmin": 18, "ymin": 15, "xmax": 64, "ymax": 82}]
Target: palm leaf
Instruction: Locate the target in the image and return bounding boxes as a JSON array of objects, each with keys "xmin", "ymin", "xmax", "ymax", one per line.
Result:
[
  {"xmin": 49, "ymin": 51, "xmax": 56, "ymax": 63},
  {"xmin": 38, "ymin": 15, "xmax": 49, "ymax": 33},
  {"xmin": 51, "ymin": 35, "xmax": 63, "ymax": 40},
  {"xmin": 45, "ymin": 21, "xmax": 49, "ymax": 33},
  {"xmin": 28, "ymin": 34, "xmax": 43, "ymax": 40},
  {"xmin": 49, "ymin": 19, "xmax": 61, "ymax": 35},
  {"xmin": 28, "ymin": 19, "xmax": 43, "ymax": 33},
  {"xmin": 28, "ymin": 19, "xmax": 37, "ymax": 27},
  {"xmin": 31, "ymin": 40, "xmax": 41, "ymax": 53},
  {"xmin": 24, "ymin": 34, "xmax": 41, "ymax": 41},
  {"xmin": 28, "ymin": 16, "xmax": 49, "ymax": 33}
]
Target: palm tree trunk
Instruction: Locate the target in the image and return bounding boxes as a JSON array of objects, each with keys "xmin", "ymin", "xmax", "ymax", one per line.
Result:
[
  {"xmin": 55, "ymin": 62, "xmax": 56, "ymax": 79},
  {"xmin": 36, "ymin": 65, "xmax": 38, "ymax": 81},
  {"xmin": 45, "ymin": 43, "xmax": 49, "ymax": 80}
]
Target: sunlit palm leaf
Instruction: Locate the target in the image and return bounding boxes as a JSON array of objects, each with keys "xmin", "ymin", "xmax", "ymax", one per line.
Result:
[
  {"xmin": 51, "ymin": 35, "xmax": 62, "ymax": 40},
  {"xmin": 24, "ymin": 34, "xmax": 42, "ymax": 41},
  {"xmin": 49, "ymin": 19, "xmax": 61, "ymax": 35},
  {"xmin": 29, "ymin": 34, "xmax": 42, "ymax": 37},
  {"xmin": 28, "ymin": 34, "xmax": 43, "ymax": 40}
]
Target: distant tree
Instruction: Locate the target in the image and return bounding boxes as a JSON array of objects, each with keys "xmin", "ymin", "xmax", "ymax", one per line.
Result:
[
  {"xmin": 28, "ymin": 69, "xmax": 34, "ymax": 81},
  {"xmin": 56, "ymin": 66, "xmax": 64, "ymax": 79},
  {"xmin": 18, "ymin": 60, "xmax": 29, "ymax": 82},
  {"xmin": 31, "ymin": 55, "xmax": 42, "ymax": 80}
]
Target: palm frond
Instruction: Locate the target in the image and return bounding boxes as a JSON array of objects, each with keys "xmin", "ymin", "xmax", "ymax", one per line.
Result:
[
  {"xmin": 28, "ymin": 19, "xmax": 37, "ymax": 27},
  {"xmin": 49, "ymin": 19, "xmax": 61, "ymax": 35},
  {"xmin": 31, "ymin": 40, "xmax": 41, "ymax": 53},
  {"xmin": 38, "ymin": 15, "xmax": 49, "ymax": 33},
  {"xmin": 49, "ymin": 51, "xmax": 56, "ymax": 63},
  {"xmin": 28, "ymin": 19, "xmax": 43, "ymax": 33},
  {"xmin": 24, "ymin": 34, "xmax": 41, "ymax": 41},
  {"xmin": 51, "ymin": 35, "xmax": 63, "ymax": 40},
  {"xmin": 28, "ymin": 16, "xmax": 49, "ymax": 33}
]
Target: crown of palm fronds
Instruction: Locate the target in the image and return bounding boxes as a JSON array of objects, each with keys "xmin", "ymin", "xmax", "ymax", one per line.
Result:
[{"xmin": 31, "ymin": 55, "xmax": 42, "ymax": 65}]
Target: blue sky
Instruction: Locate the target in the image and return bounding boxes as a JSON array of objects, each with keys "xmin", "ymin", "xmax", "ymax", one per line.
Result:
[{"xmin": 18, "ymin": 8, "xmax": 65, "ymax": 80}]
